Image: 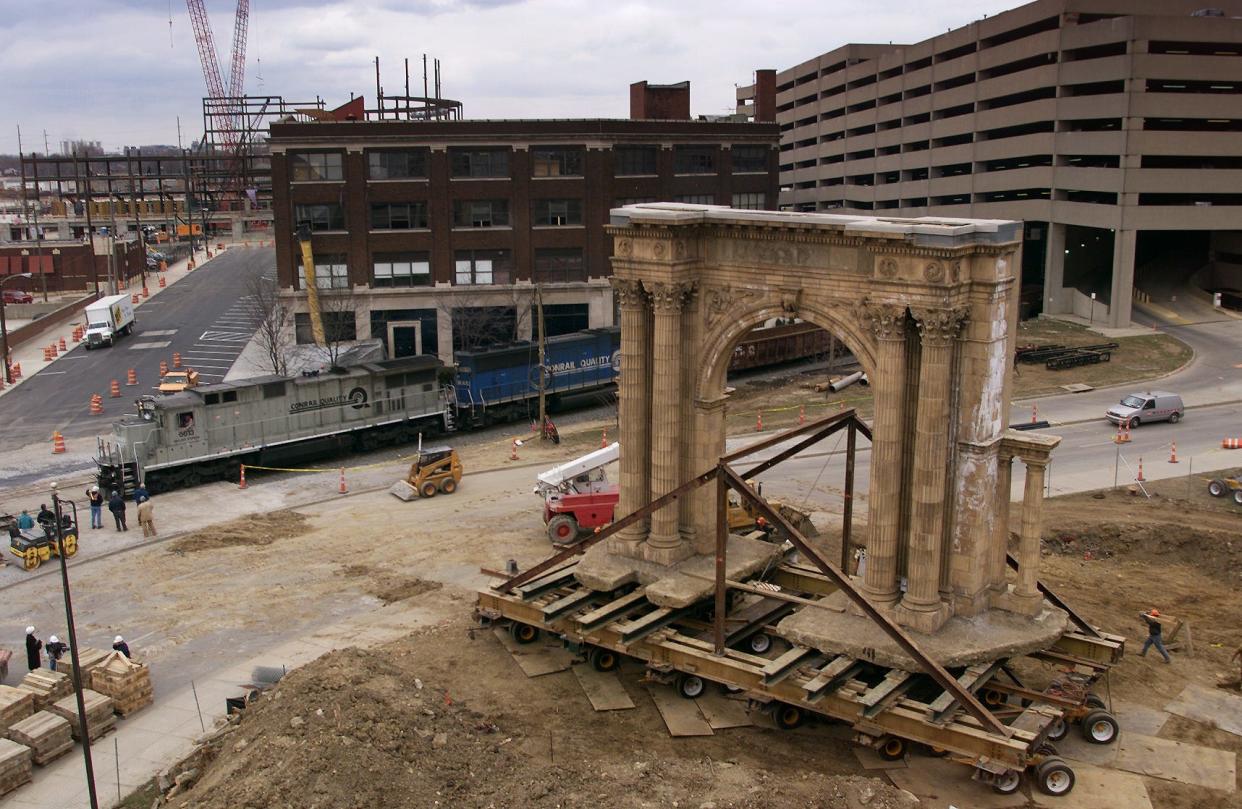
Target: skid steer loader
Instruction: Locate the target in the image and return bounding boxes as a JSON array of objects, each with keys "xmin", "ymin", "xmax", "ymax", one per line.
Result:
[{"xmin": 389, "ymin": 446, "xmax": 463, "ymax": 501}]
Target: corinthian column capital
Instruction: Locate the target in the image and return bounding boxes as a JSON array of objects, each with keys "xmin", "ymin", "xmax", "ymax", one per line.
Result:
[
  {"xmin": 610, "ymin": 278, "xmax": 648, "ymax": 309},
  {"xmin": 911, "ymin": 305, "xmax": 968, "ymax": 345},
  {"xmin": 860, "ymin": 300, "xmax": 908, "ymax": 341},
  {"xmin": 648, "ymin": 280, "xmax": 697, "ymax": 312}
]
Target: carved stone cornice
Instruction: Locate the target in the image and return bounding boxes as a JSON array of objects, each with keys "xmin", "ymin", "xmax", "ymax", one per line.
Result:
[
  {"xmin": 648, "ymin": 280, "xmax": 697, "ymax": 313},
  {"xmin": 911, "ymin": 305, "xmax": 969, "ymax": 345},
  {"xmin": 860, "ymin": 300, "xmax": 908, "ymax": 342},
  {"xmin": 610, "ymin": 277, "xmax": 647, "ymax": 309}
]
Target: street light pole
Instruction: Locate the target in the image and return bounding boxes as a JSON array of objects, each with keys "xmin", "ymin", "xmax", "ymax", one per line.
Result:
[
  {"xmin": 0, "ymin": 272, "xmax": 34, "ymax": 384},
  {"xmin": 50, "ymin": 484, "xmax": 100, "ymax": 809}
]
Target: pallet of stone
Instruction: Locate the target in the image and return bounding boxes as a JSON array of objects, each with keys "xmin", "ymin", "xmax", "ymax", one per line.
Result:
[
  {"xmin": 55, "ymin": 647, "xmax": 109, "ymax": 681},
  {"xmin": 90, "ymin": 652, "xmax": 153, "ymax": 716},
  {"xmin": 48, "ymin": 690, "xmax": 115, "ymax": 743},
  {"xmin": 5, "ymin": 711, "xmax": 72, "ymax": 766},
  {"xmin": 0, "ymin": 685, "xmax": 35, "ymax": 735},
  {"xmin": 0, "ymin": 738, "xmax": 32, "ymax": 797},
  {"xmin": 16, "ymin": 669, "xmax": 72, "ymax": 711}
]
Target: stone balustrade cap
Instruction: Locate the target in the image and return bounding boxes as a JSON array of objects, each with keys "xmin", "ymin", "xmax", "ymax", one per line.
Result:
[{"xmin": 609, "ymin": 203, "xmax": 1022, "ymax": 248}]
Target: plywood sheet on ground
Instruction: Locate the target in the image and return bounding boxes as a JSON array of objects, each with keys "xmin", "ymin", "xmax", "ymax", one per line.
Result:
[
  {"xmin": 1057, "ymin": 731, "xmax": 1120, "ymax": 768},
  {"xmin": 885, "ymin": 757, "xmax": 1026, "ymax": 809},
  {"xmin": 1111, "ymin": 699, "xmax": 1170, "ymax": 737},
  {"xmin": 1165, "ymin": 684, "xmax": 1242, "ymax": 738},
  {"xmin": 1030, "ymin": 762, "xmax": 1151, "ymax": 809},
  {"xmin": 853, "ymin": 746, "xmax": 907, "ymax": 770},
  {"xmin": 571, "ymin": 666, "xmax": 634, "ymax": 712},
  {"xmin": 649, "ymin": 688, "xmax": 713, "ymax": 737},
  {"xmin": 1114, "ymin": 732, "xmax": 1236, "ymax": 792},
  {"xmin": 492, "ymin": 627, "xmax": 573, "ymax": 678},
  {"xmin": 694, "ymin": 691, "xmax": 752, "ymax": 730}
]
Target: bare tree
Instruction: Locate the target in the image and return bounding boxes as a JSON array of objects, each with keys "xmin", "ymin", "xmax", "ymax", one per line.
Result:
[
  {"xmin": 316, "ymin": 285, "xmax": 363, "ymax": 370},
  {"xmin": 245, "ymin": 270, "xmax": 292, "ymax": 376},
  {"xmin": 441, "ymin": 286, "xmax": 535, "ymax": 354}
]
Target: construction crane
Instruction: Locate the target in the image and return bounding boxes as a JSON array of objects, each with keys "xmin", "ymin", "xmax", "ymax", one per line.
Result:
[{"xmin": 185, "ymin": 0, "xmax": 249, "ymax": 149}]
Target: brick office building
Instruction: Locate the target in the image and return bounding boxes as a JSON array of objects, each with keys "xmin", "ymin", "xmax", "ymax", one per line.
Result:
[
  {"xmin": 270, "ymin": 83, "xmax": 779, "ymax": 362},
  {"xmin": 737, "ymin": 0, "xmax": 1242, "ymax": 326}
]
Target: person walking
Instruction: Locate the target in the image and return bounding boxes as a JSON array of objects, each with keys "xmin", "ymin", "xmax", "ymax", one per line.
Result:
[
  {"xmin": 113, "ymin": 635, "xmax": 131, "ymax": 658},
  {"xmin": 24, "ymin": 626, "xmax": 42, "ymax": 672},
  {"xmin": 137, "ymin": 497, "xmax": 156, "ymax": 537},
  {"xmin": 45, "ymin": 635, "xmax": 67, "ymax": 670},
  {"xmin": 1139, "ymin": 608, "xmax": 1171, "ymax": 663},
  {"xmin": 108, "ymin": 490, "xmax": 128, "ymax": 532},
  {"xmin": 85, "ymin": 485, "xmax": 105, "ymax": 529}
]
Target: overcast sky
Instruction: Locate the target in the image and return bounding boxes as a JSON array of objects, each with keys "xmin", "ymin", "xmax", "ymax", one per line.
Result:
[{"xmin": 0, "ymin": 0, "xmax": 1020, "ymax": 155}]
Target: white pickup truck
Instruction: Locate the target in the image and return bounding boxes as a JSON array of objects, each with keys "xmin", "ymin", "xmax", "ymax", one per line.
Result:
[{"xmin": 83, "ymin": 294, "xmax": 135, "ymax": 348}]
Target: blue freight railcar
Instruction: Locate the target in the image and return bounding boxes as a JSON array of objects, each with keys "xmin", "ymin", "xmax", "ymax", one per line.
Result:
[{"xmin": 453, "ymin": 327, "xmax": 620, "ymax": 426}]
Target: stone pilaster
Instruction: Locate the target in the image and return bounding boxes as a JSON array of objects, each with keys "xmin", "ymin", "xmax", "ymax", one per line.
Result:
[
  {"xmin": 691, "ymin": 396, "xmax": 727, "ymax": 553},
  {"xmin": 610, "ymin": 278, "xmax": 651, "ymax": 550},
  {"xmin": 678, "ymin": 283, "xmax": 701, "ymax": 547},
  {"xmin": 895, "ymin": 305, "xmax": 967, "ymax": 633},
  {"xmin": 989, "ymin": 450, "xmax": 1014, "ymax": 596},
  {"xmin": 645, "ymin": 280, "xmax": 695, "ymax": 564},
  {"xmin": 1008, "ymin": 459, "xmax": 1047, "ymax": 616},
  {"xmin": 859, "ymin": 301, "xmax": 909, "ymax": 606}
]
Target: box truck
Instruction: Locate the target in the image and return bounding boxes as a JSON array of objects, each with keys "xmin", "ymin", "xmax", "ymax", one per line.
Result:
[{"xmin": 84, "ymin": 294, "xmax": 136, "ymax": 349}]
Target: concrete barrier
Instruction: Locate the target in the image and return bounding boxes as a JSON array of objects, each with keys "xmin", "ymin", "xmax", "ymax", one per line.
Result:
[{"xmin": 5, "ymin": 293, "xmax": 97, "ymax": 351}]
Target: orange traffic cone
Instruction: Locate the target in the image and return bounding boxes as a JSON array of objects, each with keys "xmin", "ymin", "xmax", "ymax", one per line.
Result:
[
  {"xmin": 1223, "ymin": 438, "xmax": 1242, "ymax": 449},
  {"xmin": 159, "ymin": 361, "xmax": 168, "ymax": 377},
  {"xmin": 126, "ymin": 368, "xmax": 137, "ymax": 385},
  {"xmin": 756, "ymin": 411, "xmax": 763, "ymax": 432},
  {"xmin": 1169, "ymin": 442, "xmax": 1179, "ymax": 464},
  {"xmin": 173, "ymin": 352, "xmax": 182, "ymax": 369},
  {"xmin": 511, "ymin": 440, "xmax": 521, "ymax": 461},
  {"xmin": 110, "ymin": 379, "xmax": 121, "ymax": 398},
  {"xmin": 159, "ymin": 276, "xmax": 166, "ymax": 288},
  {"xmin": 239, "ymin": 464, "xmax": 247, "ymax": 489},
  {"xmin": 59, "ymin": 337, "xmax": 67, "ymax": 352},
  {"xmin": 131, "ymin": 293, "xmax": 139, "ymax": 304},
  {"xmin": 12, "ymin": 362, "xmax": 21, "ymax": 380},
  {"xmin": 142, "ymin": 285, "xmax": 150, "ymax": 299},
  {"xmin": 338, "ymin": 467, "xmax": 348, "ymax": 494},
  {"xmin": 42, "ymin": 346, "xmax": 52, "ymax": 361},
  {"xmin": 1136, "ymin": 457, "xmax": 1145, "ymax": 482},
  {"xmin": 601, "ymin": 428, "xmax": 608, "ymax": 448},
  {"xmin": 1031, "ymin": 403, "xmax": 1038, "ymax": 424},
  {"xmin": 799, "ymin": 404, "xmax": 806, "ymax": 425},
  {"xmin": 48, "ymin": 343, "xmax": 58, "ymax": 358},
  {"xmin": 89, "ymin": 394, "xmax": 104, "ymax": 415},
  {"xmin": 71, "ymin": 328, "xmax": 81, "ymax": 343},
  {"xmin": 51, "ymin": 431, "xmax": 66, "ymax": 454}
]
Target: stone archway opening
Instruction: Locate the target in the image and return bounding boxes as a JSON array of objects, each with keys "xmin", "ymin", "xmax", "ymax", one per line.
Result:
[{"xmin": 582, "ymin": 204, "xmax": 1060, "ymax": 640}]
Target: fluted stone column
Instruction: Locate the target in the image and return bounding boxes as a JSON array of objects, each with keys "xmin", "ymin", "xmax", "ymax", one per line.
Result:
[
  {"xmin": 646, "ymin": 281, "xmax": 694, "ymax": 563},
  {"xmin": 678, "ymin": 283, "xmax": 700, "ymax": 547},
  {"xmin": 1009, "ymin": 459, "xmax": 1047, "ymax": 615},
  {"xmin": 610, "ymin": 278, "xmax": 651, "ymax": 548},
  {"xmin": 989, "ymin": 450, "xmax": 1014, "ymax": 597},
  {"xmin": 896, "ymin": 305, "xmax": 967, "ymax": 633},
  {"xmin": 860, "ymin": 302, "xmax": 909, "ymax": 606}
]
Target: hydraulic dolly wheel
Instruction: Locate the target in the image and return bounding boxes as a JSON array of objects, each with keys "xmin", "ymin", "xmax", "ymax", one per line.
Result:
[
  {"xmin": 877, "ymin": 736, "xmax": 907, "ymax": 761},
  {"xmin": 1084, "ymin": 693, "xmax": 1106, "ymax": 710},
  {"xmin": 677, "ymin": 673, "xmax": 706, "ymax": 699},
  {"xmin": 991, "ymin": 769, "xmax": 1022, "ymax": 795},
  {"xmin": 748, "ymin": 632, "xmax": 772, "ymax": 654},
  {"xmin": 1046, "ymin": 717, "xmax": 1069, "ymax": 741},
  {"xmin": 774, "ymin": 704, "xmax": 806, "ymax": 730},
  {"xmin": 510, "ymin": 622, "xmax": 539, "ymax": 645},
  {"xmin": 1036, "ymin": 758, "xmax": 1076, "ymax": 796},
  {"xmin": 1081, "ymin": 710, "xmax": 1119, "ymax": 744},
  {"xmin": 589, "ymin": 647, "xmax": 620, "ymax": 673}
]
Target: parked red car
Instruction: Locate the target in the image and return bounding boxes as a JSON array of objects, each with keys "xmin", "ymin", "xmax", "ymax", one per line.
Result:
[{"xmin": 2, "ymin": 290, "xmax": 32, "ymax": 305}]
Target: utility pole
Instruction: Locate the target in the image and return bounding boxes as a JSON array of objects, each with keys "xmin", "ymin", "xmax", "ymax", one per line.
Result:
[
  {"xmin": 536, "ymin": 284, "xmax": 547, "ymax": 439},
  {"xmin": 77, "ymin": 151, "xmax": 100, "ymax": 297},
  {"xmin": 17, "ymin": 131, "xmax": 48, "ymax": 301},
  {"xmin": 127, "ymin": 148, "xmax": 147, "ymax": 287}
]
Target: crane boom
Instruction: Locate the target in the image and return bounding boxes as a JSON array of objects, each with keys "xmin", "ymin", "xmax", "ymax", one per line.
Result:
[
  {"xmin": 227, "ymin": 0, "xmax": 249, "ymax": 99},
  {"xmin": 185, "ymin": 0, "xmax": 226, "ymax": 101}
]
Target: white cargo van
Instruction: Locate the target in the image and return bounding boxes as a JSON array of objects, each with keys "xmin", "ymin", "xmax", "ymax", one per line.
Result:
[
  {"xmin": 1105, "ymin": 391, "xmax": 1184, "ymax": 427},
  {"xmin": 83, "ymin": 294, "xmax": 136, "ymax": 349}
]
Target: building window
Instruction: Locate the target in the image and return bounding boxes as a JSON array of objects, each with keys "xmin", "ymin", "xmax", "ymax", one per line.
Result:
[
  {"xmin": 732, "ymin": 192, "xmax": 766, "ymax": 209},
  {"xmin": 534, "ymin": 303, "xmax": 589, "ymax": 337},
  {"xmin": 296, "ymin": 253, "xmax": 348, "ymax": 289},
  {"xmin": 294, "ymin": 311, "xmax": 356, "ymax": 345},
  {"xmin": 367, "ymin": 149, "xmax": 429, "ymax": 180},
  {"xmin": 450, "ymin": 148, "xmax": 510, "ymax": 178},
  {"xmin": 732, "ymin": 145, "xmax": 768, "ymax": 173},
  {"xmin": 533, "ymin": 248, "xmax": 586, "ymax": 283},
  {"xmin": 293, "ymin": 203, "xmax": 345, "ymax": 231},
  {"xmin": 674, "ymin": 145, "xmax": 716, "ymax": 174},
  {"xmin": 532, "ymin": 147, "xmax": 584, "ymax": 177},
  {"xmin": 289, "ymin": 152, "xmax": 343, "ymax": 181},
  {"xmin": 532, "ymin": 198, "xmax": 582, "ymax": 226},
  {"xmin": 372, "ymin": 251, "xmax": 431, "ymax": 287},
  {"xmin": 370, "ymin": 202, "xmax": 428, "ymax": 229},
  {"xmin": 614, "ymin": 145, "xmax": 658, "ymax": 176},
  {"xmin": 454, "ymin": 249, "xmax": 513, "ymax": 285},
  {"xmin": 452, "ymin": 199, "xmax": 509, "ymax": 228},
  {"xmin": 675, "ymin": 194, "xmax": 715, "ymax": 205},
  {"xmin": 452, "ymin": 307, "xmax": 516, "ymax": 352}
]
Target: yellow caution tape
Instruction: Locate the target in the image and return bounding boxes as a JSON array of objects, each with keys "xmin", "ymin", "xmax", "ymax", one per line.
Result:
[{"xmin": 241, "ymin": 455, "xmax": 412, "ymax": 474}]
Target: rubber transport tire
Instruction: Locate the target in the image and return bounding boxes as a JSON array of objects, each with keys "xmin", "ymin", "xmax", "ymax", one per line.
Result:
[
  {"xmin": 774, "ymin": 704, "xmax": 806, "ymax": 730},
  {"xmin": 982, "ymin": 688, "xmax": 1006, "ymax": 707},
  {"xmin": 1046, "ymin": 717, "xmax": 1069, "ymax": 741},
  {"xmin": 439, "ymin": 478, "xmax": 457, "ymax": 495},
  {"xmin": 1081, "ymin": 710, "xmax": 1119, "ymax": 745},
  {"xmin": 1129, "ymin": 417, "xmax": 1140, "ymax": 428},
  {"xmin": 748, "ymin": 632, "xmax": 772, "ymax": 654},
  {"xmin": 924, "ymin": 744, "xmax": 950, "ymax": 758},
  {"xmin": 1036, "ymin": 758, "xmax": 1076, "ymax": 796},
  {"xmin": 677, "ymin": 673, "xmax": 706, "ymax": 699},
  {"xmin": 1209, "ymin": 479, "xmax": 1227, "ymax": 497},
  {"xmin": 1169, "ymin": 412, "xmax": 1181, "ymax": 424},
  {"xmin": 420, "ymin": 481, "xmax": 437, "ymax": 498},
  {"xmin": 1037, "ymin": 741, "xmax": 1059, "ymax": 756},
  {"xmin": 877, "ymin": 736, "xmax": 907, "ymax": 761},
  {"xmin": 1234, "ymin": 489, "xmax": 1242, "ymax": 506},
  {"xmin": 510, "ymin": 623, "xmax": 539, "ymax": 645},
  {"xmin": 992, "ymin": 769, "xmax": 1022, "ymax": 795},
  {"xmin": 1085, "ymin": 693, "xmax": 1106, "ymax": 710},
  {"xmin": 589, "ymin": 647, "xmax": 620, "ymax": 673},
  {"xmin": 547, "ymin": 515, "xmax": 579, "ymax": 544}
]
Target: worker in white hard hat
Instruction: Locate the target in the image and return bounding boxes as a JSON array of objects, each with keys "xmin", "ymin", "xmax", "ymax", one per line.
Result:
[
  {"xmin": 46, "ymin": 635, "xmax": 67, "ymax": 670},
  {"xmin": 24, "ymin": 626, "xmax": 42, "ymax": 671},
  {"xmin": 113, "ymin": 635, "xmax": 131, "ymax": 658},
  {"xmin": 85, "ymin": 484, "xmax": 104, "ymax": 529}
]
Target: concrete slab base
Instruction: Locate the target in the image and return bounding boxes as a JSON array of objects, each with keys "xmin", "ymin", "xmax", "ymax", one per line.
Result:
[
  {"xmin": 574, "ymin": 535, "xmax": 783, "ymax": 608},
  {"xmin": 778, "ymin": 591, "xmax": 1070, "ymax": 670}
]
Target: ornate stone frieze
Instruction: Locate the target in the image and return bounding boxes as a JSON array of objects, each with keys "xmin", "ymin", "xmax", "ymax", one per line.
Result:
[
  {"xmin": 860, "ymin": 300, "xmax": 908, "ymax": 341},
  {"xmin": 648, "ymin": 280, "xmax": 697, "ymax": 312},
  {"xmin": 911, "ymin": 306, "xmax": 969, "ymax": 345},
  {"xmin": 704, "ymin": 285, "xmax": 760, "ymax": 328},
  {"xmin": 610, "ymin": 277, "xmax": 647, "ymax": 309}
]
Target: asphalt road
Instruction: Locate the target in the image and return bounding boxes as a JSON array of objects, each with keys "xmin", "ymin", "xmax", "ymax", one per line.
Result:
[{"xmin": 0, "ymin": 248, "xmax": 273, "ymax": 447}]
